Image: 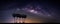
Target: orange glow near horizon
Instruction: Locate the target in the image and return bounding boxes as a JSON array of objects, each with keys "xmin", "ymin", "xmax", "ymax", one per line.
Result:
[
  {"xmin": 7, "ymin": 16, "xmax": 45, "ymax": 23},
  {"xmin": 13, "ymin": 17, "xmax": 44, "ymax": 23}
]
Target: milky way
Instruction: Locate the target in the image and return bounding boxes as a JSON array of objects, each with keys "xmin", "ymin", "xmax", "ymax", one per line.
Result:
[{"xmin": 16, "ymin": 4, "xmax": 52, "ymax": 18}]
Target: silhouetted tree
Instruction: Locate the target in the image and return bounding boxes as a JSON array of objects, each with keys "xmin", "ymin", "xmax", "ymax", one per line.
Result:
[{"xmin": 12, "ymin": 13, "xmax": 27, "ymax": 23}]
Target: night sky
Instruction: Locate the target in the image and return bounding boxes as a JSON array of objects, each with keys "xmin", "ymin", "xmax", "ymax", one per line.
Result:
[{"xmin": 0, "ymin": 0, "xmax": 60, "ymax": 23}]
